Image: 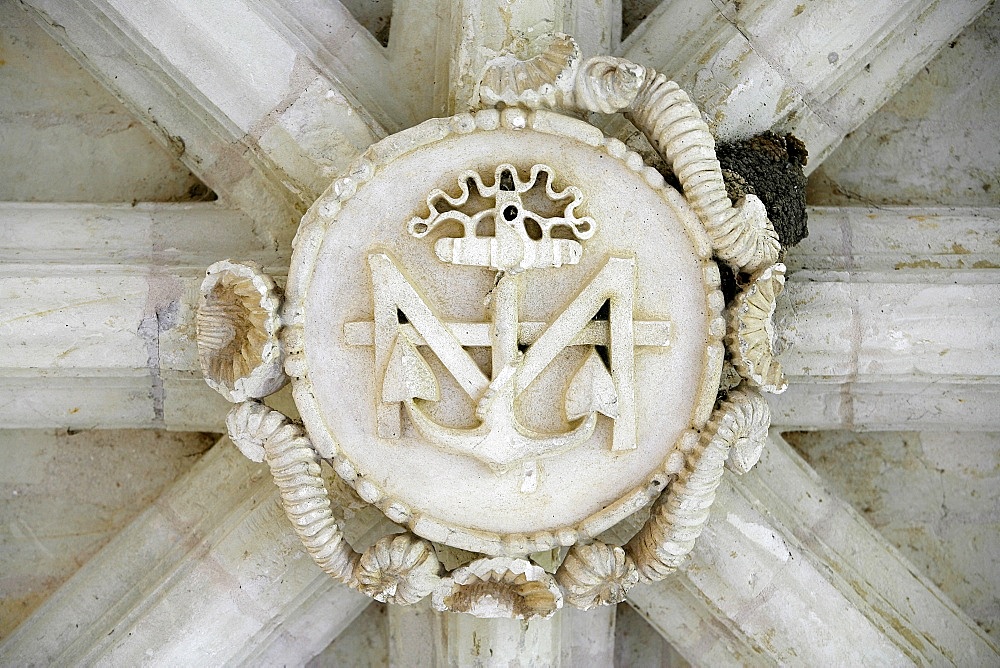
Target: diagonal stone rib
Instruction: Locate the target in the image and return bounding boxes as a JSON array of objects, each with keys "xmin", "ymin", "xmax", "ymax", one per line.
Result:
[
  {"xmin": 2, "ymin": 427, "xmax": 995, "ymax": 661},
  {"xmin": 624, "ymin": 577, "xmax": 771, "ymax": 665},
  {"xmin": 623, "ymin": 431, "xmax": 999, "ymax": 664},
  {"xmin": 1, "ymin": 204, "xmax": 996, "ymax": 432},
  {"xmin": 0, "ymin": 438, "xmax": 396, "ymax": 664},
  {"xmin": 617, "ymin": 0, "xmax": 992, "ymax": 170},
  {"xmin": 249, "ymin": 0, "xmax": 415, "ymax": 132},
  {"xmin": 232, "ymin": 585, "xmax": 373, "ymax": 665},
  {"xmin": 22, "ymin": 0, "xmax": 386, "ymax": 248}
]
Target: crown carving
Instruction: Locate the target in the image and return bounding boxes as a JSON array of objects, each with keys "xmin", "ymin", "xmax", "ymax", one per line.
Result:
[{"xmin": 407, "ymin": 164, "xmax": 595, "ymax": 273}]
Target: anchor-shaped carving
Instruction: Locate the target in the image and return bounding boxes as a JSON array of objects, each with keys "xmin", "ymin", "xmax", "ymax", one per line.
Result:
[
  {"xmin": 347, "ymin": 165, "xmax": 671, "ymax": 470},
  {"xmin": 382, "ymin": 268, "xmax": 610, "ymax": 469}
]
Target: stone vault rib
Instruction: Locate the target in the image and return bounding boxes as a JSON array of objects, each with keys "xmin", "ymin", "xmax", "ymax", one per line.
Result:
[
  {"xmin": 22, "ymin": 0, "xmax": 387, "ymax": 249},
  {"xmin": 0, "ymin": 439, "xmax": 393, "ymax": 665},
  {"xmin": 617, "ymin": 0, "xmax": 992, "ymax": 170},
  {"xmin": 5, "ymin": 435, "xmax": 995, "ymax": 663},
  {"xmin": 623, "ymin": 432, "xmax": 998, "ymax": 665},
  {"xmin": 1, "ymin": 203, "xmax": 996, "ymax": 432}
]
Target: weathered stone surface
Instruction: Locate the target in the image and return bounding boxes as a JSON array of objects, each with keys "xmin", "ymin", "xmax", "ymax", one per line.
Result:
[
  {"xmin": 4, "ymin": 1, "xmax": 999, "ymax": 662},
  {"xmin": 786, "ymin": 430, "xmax": 1000, "ymax": 639},
  {"xmin": 809, "ymin": 1, "xmax": 1000, "ymax": 207},
  {"xmin": 719, "ymin": 132, "xmax": 809, "ymax": 248},
  {"xmin": 618, "ymin": 0, "xmax": 993, "ymax": 167},
  {"xmin": 284, "ymin": 107, "xmax": 724, "ymax": 557},
  {"xmin": 0, "ymin": 429, "xmax": 216, "ymax": 640},
  {"xmin": 0, "ymin": 2, "xmax": 204, "ymax": 202}
]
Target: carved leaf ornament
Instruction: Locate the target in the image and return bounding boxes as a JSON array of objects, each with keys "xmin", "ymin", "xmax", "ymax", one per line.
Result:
[{"xmin": 196, "ymin": 33, "xmax": 788, "ymax": 616}]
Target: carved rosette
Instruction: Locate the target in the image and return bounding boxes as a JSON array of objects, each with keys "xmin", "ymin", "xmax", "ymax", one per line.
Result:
[
  {"xmin": 196, "ymin": 31, "xmax": 793, "ymax": 617},
  {"xmin": 197, "ymin": 260, "xmax": 286, "ymax": 402},
  {"xmin": 727, "ymin": 263, "xmax": 788, "ymax": 394},
  {"xmin": 283, "ymin": 105, "xmax": 723, "ymax": 555},
  {"xmin": 432, "ymin": 557, "xmax": 563, "ymax": 619},
  {"xmin": 354, "ymin": 533, "xmax": 442, "ymax": 605},
  {"xmin": 555, "ymin": 542, "xmax": 639, "ymax": 610}
]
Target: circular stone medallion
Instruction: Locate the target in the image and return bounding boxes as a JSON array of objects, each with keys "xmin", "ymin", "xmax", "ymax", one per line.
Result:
[{"xmin": 284, "ymin": 108, "xmax": 723, "ymax": 556}]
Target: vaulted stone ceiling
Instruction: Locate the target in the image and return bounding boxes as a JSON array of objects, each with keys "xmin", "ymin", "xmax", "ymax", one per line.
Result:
[{"xmin": 0, "ymin": 0, "xmax": 997, "ymax": 664}]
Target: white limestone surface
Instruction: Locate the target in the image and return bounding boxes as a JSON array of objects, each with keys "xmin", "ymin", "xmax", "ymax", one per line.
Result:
[{"xmin": 284, "ymin": 108, "xmax": 723, "ymax": 556}]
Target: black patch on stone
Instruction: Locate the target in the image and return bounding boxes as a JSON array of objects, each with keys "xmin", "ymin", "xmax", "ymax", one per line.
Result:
[
  {"xmin": 659, "ymin": 167, "xmax": 682, "ymax": 194},
  {"xmin": 717, "ymin": 132, "xmax": 809, "ymax": 248},
  {"xmin": 718, "ymin": 261, "xmax": 739, "ymax": 306}
]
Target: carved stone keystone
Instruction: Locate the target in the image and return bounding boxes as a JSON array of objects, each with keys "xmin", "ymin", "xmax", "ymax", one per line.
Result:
[{"xmin": 196, "ymin": 33, "xmax": 787, "ymax": 614}]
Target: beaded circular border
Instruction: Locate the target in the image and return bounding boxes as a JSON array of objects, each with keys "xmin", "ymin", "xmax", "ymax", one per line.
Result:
[{"xmin": 282, "ymin": 107, "xmax": 725, "ymax": 556}]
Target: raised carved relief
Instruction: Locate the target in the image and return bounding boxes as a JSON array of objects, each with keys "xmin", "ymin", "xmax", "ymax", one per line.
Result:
[
  {"xmin": 727, "ymin": 262, "xmax": 788, "ymax": 394},
  {"xmin": 356, "ymin": 162, "xmax": 669, "ymax": 469},
  {"xmin": 432, "ymin": 557, "xmax": 563, "ymax": 619},
  {"xmin": 197, "ymin": 260, "xmax": 286, "ymax": 402},
  {"xmin": 627, "ymin": 387, "xmax": 771, "ymax": 581},
  {"xmin": 200, "ymin": 32, "xmax": 791, "ymax": 616},
  {"xmin": 555, "ymin": 542, "xmax": 639, "ymax": 610},
  {"xmin": 354, "ymin": 533, "xmax": 442, "ymax": 605},
  {"xmin": 479, "ymin": 33, "xmax": 579, "ymax": 109},
  {"xmin": 624, "ymin": 77, "xmax": 780, "ymax": 274},
  {"xmin": 226, "ymin": 400, "xmax": 358, "ymax": 583}
]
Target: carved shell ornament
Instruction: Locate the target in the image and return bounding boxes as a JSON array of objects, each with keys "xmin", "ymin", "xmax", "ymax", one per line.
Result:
[
  {"xmin": 432, "ymin": 557, "xmax": 563, "ymax": 620},
  {"xmin": 195, "ymin": 33, "xmax": 791, "ymax": 615},
  {"xmin": 727, "ymin": 262, "xmax": 788, "ymax": 394},
  {"xmin": 556, "ymin": 542, "xmax": 639, "ymax": 610},
  {"xmin": 197, "ymin": 260, "xmax": 286, "ymax": 402}
]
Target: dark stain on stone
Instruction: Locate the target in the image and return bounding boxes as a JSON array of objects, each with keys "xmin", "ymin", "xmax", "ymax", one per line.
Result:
[
  {"xmin": 186, "ymin": 182, "xmax": 217, "ymax": 201},
  {"xmin": 718, "ymin": 261, "xmax": 739, "ymax": 305},
  {"xmin": 717, "ymin": 131, "xmax": 810, "ymax": 248},
  {"xmin": 167, "ymin": 133, "xmax": 185, "ymax": 157}
]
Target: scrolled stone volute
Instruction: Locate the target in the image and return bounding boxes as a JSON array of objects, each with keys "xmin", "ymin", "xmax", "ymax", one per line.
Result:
[
  {"xmin": 627, "ymin": 387, "xmax": 771, "ymax": 581},
  {"xmin": 555, "ymin": 542, "xmax": 638, "ymax": 610},
  {"xmin": 572, "ymin": 56, "xmax": 646, "ymax": 113},
  {"xmin": 717, "ymin": 386, "xmax": 771, "ymax": 475},
  {"xmin": 354, "ymin": 533, "xmax": 442, "ymax": 605},
  {"xmin": 226, "ymin": 401, "xmax": 358, "ymax": 583},
  {"xmin": 625, "ymin": 72, "xmax": 780, "ymax": 273}
]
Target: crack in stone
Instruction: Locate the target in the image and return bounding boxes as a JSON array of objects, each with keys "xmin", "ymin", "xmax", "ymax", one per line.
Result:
[
  {"xmin": 138, "ymin": 308, "xmax": 165, "ymax": 426},
  {"xmin": 708, "ymin": 0, "xmax": 836, "ymax": 131},
  {"xmin": 139, "ymin": 272, "xmax": 182, "ymax": 428}
]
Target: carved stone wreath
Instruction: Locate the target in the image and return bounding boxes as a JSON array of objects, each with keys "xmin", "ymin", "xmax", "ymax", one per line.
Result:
[{"xmin": 197, "ymin": 33, "xmax": 788, "ymax": 619}]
